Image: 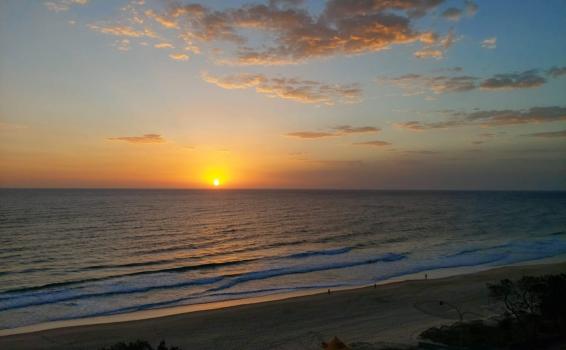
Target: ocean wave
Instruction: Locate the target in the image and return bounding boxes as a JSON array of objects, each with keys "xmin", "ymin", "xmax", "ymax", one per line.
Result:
[
  {"xmin": 283, "ymin": 247, "xmax": 352, "ymax": 259},
  {"xmin": 0, "ymin": 252, "xmax": 404, "ymax": 312},
  {"xmin": 0, "ymin": 276, "xmax": 224, "ymax": 312},
  {"xmin": 0, "ymin": 258, "xmax": 254, "ymax": 297},
  {"xmin": 209, "ymin": 252, "xmax": 406, "ymax": 292}
]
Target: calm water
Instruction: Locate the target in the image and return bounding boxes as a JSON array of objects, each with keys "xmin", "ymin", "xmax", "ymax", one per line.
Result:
[{"xmin": 0, "ymin": 189, "xmax": 565, "ymax": 329}]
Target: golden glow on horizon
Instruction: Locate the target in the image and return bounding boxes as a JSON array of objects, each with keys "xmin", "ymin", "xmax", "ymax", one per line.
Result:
[{"xmin": 213, "ymin": 178, "xmax": 220, "ymax": 187}]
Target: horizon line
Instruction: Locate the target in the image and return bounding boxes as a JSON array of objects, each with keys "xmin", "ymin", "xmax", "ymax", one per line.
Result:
[{"xmin": 1, "ymin": 187, "xmax": 564, "ymax": 192}]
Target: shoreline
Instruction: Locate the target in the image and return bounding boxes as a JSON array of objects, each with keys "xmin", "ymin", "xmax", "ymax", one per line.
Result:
[
  {"xmin": 1, "ymin": 260, "xmax": 565, "ymax": 349},
  {"xmin": 1, "ymin": 254, "xmax": 565, "ymax": 346}
]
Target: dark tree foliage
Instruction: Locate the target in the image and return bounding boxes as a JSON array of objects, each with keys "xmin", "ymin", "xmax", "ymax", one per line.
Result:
[
  {"xmin": 421, "ymin": 273, "xmax": 566, "ymax": 349},
  {"xmin": 98, "ymin": 340, "xmax": 181, "ymax": 350},
  {"xmin": 488, "ymin": 274, "xmax": 566, "ymax": 335}
]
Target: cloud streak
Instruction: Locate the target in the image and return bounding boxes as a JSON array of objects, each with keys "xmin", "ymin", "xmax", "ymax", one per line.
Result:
[
  {"xmin": 353, "ymin": 140, "xmax": 391, "ymax": 147},
  {"xmin": 203, "ymin": 72, "xmax": 361, "ymax": 105},
  {"xmin": 395, "ymin": 106, "xmax": 566, "ymax": 130},
  {"xmin": 287, "ymin": 125, "xmax": 380, "ymax": 139},
  {"xmin": 380, "ymin": 68, "xmax": 558, "ymax": 96},
  {"xmin": 107, "ymin": 134, "xmax": 165, "ymax": 144},
  {"xmin": 523, "ymin": 129, "xmax": 566, "ymax": 138},
  {"xmin": 481, "ymin": 37, "xmax": 496, "ymax": 49},
  {"xmin": 44, "ymin": 0, "xmax": 88, "ymax": 12},
  {"xmin": 479, "ymin": 70, "xmax": 546, "ymax": 90}
]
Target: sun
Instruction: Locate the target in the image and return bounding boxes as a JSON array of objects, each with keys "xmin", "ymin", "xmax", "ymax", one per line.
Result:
[{"xmin": 213, "ymin": 178, "xmax": 220, "ymax": 187}]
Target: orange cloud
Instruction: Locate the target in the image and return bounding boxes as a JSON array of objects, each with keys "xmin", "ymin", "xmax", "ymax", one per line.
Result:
[
  {"xmin": 45, "ymin": 0, "xmax": 88, "ymax": 12},
  {"xmin": 157, "ymin": 0, "xmax": 447, "ymax": 65},
  {"xmin": 203, "ymin": 72, "xmax": 361, "ymax": 105},
  {"xmin": 145, "ymin": 9, "xmax": 178, "ymax": 29},
  {"xmin": 88, "ymin": 24, "xmax": 156, "ymax": 38},
  {"xmin": 169, "ymin": 53, "xmax": 189, "ymax": 61}
]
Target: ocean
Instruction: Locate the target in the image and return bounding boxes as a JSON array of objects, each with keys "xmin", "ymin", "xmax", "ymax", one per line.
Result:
[{"xmin": 0, "ymin": 189, "xmax": 565, "ymax": 330}]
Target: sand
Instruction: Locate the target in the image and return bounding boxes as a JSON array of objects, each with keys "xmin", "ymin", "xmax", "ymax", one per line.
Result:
[{"xmin": 1, "ymin": 261, "xmax": 565, "ymax": 350}]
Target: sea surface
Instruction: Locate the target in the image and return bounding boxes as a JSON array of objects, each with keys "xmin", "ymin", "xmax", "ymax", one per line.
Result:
[{"xmin": 1, "ymin": 189, "xmax": 565, "ymax": 330}]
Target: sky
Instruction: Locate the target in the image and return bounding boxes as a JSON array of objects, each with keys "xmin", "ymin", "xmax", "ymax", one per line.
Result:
[{"xmin": 0, "ymin": 0, "xmax": 565, "ymax": 190}]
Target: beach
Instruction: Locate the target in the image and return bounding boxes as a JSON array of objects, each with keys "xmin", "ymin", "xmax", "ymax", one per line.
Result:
[{"xmin": 1, "ymin": 261, "xmax": 564, "ymax": 350}]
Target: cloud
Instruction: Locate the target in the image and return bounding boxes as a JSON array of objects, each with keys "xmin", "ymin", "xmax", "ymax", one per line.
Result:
[
  {"xmin": 395, "ymin": 106, "xmax": 566, "ymax": 130},
  {"xmin": 441, "ymin": 8, "xmax": 463, "ymax": 21},
  {"xmin": 44, "ymin": 0, "xmax": 88, "ymax": 12},
  {"xmin": 154, "ymin": 42, "xmax": 174, "ymax": 49},
  {"xmin": 333, "ymin": 125, "xmax": 380, "ymax": 134},
  {"xmin": 203, "ymin": 72, "xmax": 361, "ymax": 105},
  {"xmin": 547, "ymin": 66, "xmax": 566, "ymax": 78},
  {"xmin": 381, "ymin": 68, "xmax": 550, "ymax": 96},
  {"xmin": 379, "ymin": 74, "xmax": 477, "ymax": 95},
  {"xmin": 441, "ymin": 0, "xmax": 477, "ymax": 21},
  {"xmin": 287, "ymin": 125, "xmax": 380, "ymax": 139},
  {"xmin": 143, "ymin": 0, "xmax": 449, "ymax": 65},
  {"xmin": 465, "ymin": 1, "xmax": 478, "ymax": 16},
  {"xmin": 169, "ymin": 53, "xmax": 189, "ymax": 61},
  {"xmin": 107, "ymin": 134, "xmax": 165, "ymax": 144},
  {"xmin": 353, "ymin": 140, "xmax": 391, "ymax": 147},
  {"xmin": 88, "ymin": 24, "xmax": 156, "ymax": 38},
  {"xmin": 113, "ymin": 39, "xmax": 131, "ymax": 52},
  {"xmin": 479, "ymin": 70, "xmax": 546, "ymax": 90},
  {"xmin": 286, "ymin": 131, "xmax": 336, "ymax": 139},
  {"xmin": 523, "ymin": 129, "xmax": 566, "ymax": 138},
  {"xmin": 413, "ymin": 30, "xmax": 457, "ymax": 59},
  {"xmin": 145, "ymin": 9, "xmax": 178, "ymax": 29},
  {"xmin": 481, "ymin": 37, "xmax": 496, "ymax": 49}
]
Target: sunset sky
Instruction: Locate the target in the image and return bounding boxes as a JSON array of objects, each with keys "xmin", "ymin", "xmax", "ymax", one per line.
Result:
[{"xmin": 0, "ymin": 0, "xmax": 565, "ymax": 189}]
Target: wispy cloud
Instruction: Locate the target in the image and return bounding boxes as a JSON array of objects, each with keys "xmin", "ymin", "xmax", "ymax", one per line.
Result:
[
  {"xmin": 203, "ymin": 72, "xmax": 361, "ymax": 105},
  {"xmin": 479, "ymin": 70, "xmax": 546, "ymax": 90},
  {"xmin": 169, "ymin": 53, "xmax": 189, "ymax": 61},
  {"xmin": 414, "ymin": 30, "xmax": 458, "ymax": 59},
  {"xmin": 286, "ymin": 131, "xmax": 337, "ymax": 139},
  {"xmin": 380, "ymin": 68, "xmax": 556, "ymax": 96},
  {"xmin": 523, "ymin": 129, "xmax": 566, "ymax": 138},
  {"xmin": 547, "ymin": 66, "xmax": 566, "ymax": 78},
  {"xmin": 145, "ymin": 9, "xmax": 178, "ymax": 29},
  {"xmin": 379, "ymin": 73, "xmax": 478, "ymax": 95},
  {"xmin": 481, "ymin": 37, "xmax": 496, "ymax": 49},
  {"xmin": 441, "ymin": 8, "xmax": 463, "ymax": 21},
  {"xmin": 395, "ymin": 106, "xmax": 566, "ymax": 130},
  {"xmin": 287, "ymin": 125, "xmax": 380, "ymax": 139},
  {"xmin": 107, "ymin": 134, "xmax": 165, "ymax": 144},
  {"xmin": 333, "ymin": 125, "xmax": 380, "ymax": 134},
  {"xmin": 353, "ymin": 140, "xmax": 391, "ymax": 147},
  {"xmin": 154, "ymin": 42, "xmax": 174, "ymax": 49},
  {"xmin": 88, "ymin": 24, "xmax": 156, "ymax": 38},
  {"xmin": 44, "ymin": 0, "xmax": 88, "ymax": 12}
]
